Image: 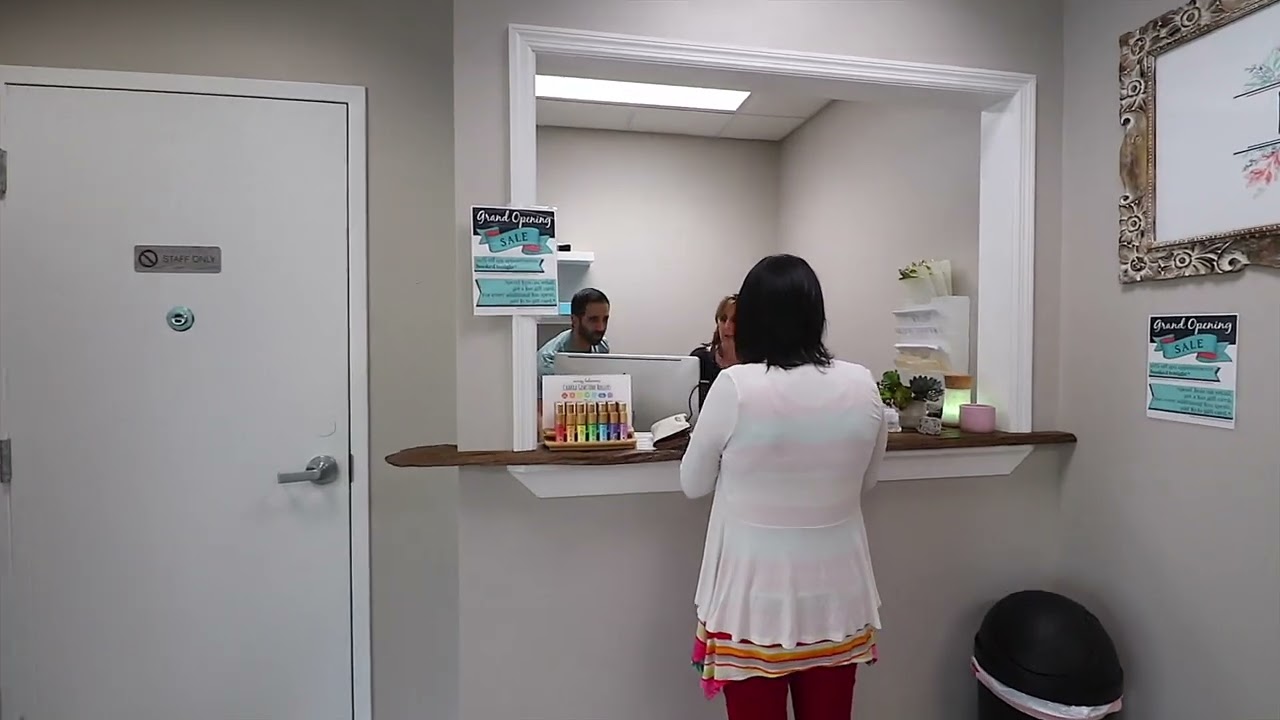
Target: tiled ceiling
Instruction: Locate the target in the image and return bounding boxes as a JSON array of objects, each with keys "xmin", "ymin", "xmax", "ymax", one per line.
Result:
[
  {"xmin": 536, "ymin": 92, "xmax": 830, "ymax": 141},
  {"xmin": 533, "ymin": 57, "xmax": 832, "ymax": 141}
]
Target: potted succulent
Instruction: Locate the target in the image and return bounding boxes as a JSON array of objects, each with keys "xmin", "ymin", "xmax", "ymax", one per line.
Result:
[
  {"xmin": 912, "ymin": 375, "xmax": 947, "ymax": 433},
  {"xmin": 879, "ymin": 371, "xmax": 944, "ymax": 430}
]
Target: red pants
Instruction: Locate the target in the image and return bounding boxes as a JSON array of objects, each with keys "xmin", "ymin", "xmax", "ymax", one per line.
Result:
[{"xmin": 723, "ymin": 663, "xmax": 857, "ymax": 720}]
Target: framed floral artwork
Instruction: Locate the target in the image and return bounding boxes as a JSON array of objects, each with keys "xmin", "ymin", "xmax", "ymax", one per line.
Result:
[{"xmin": 1119, "ymin": 0, "xmax": 1280, "ymax": 283}]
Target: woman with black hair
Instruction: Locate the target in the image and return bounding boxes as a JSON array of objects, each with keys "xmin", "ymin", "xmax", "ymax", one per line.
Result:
[{"xmin": 681, "ymin": 254, "xmax": 888, "ymax": 720}]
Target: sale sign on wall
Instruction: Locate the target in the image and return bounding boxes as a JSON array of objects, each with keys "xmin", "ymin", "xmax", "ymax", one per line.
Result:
[
  {"xmin": 470, "ymin": 205, "xmax": 559, "ymax": 316},
  {"xmin": 1146, "ymin": 314, "xmax": 1239, "ymax": 430}
]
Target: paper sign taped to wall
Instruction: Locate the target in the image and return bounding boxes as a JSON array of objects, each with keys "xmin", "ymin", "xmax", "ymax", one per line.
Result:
[
  {"xmin": 1146, "ymin": 313, "xmax": 1238, "ymax": 429},
  {"xmin": 470, "ymin": 205, "xmax": 559, "ymax": 316}
]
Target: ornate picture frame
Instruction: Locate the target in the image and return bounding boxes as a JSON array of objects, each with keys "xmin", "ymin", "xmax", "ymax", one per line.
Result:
[{"xmin": 1119, "ymin": 0, "xmax": 1280, "ymax": 283}]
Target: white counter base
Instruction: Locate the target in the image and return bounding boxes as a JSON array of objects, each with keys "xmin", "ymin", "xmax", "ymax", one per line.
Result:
[{"xmin": 508, "ymin": 446, "xmax": 1035, "ymax": 498}]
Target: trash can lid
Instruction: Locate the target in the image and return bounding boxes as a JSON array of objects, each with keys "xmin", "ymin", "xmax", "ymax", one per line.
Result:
[{"xmin": 974, "ymin": 590, "xmax": 1123, "ymax": 707}]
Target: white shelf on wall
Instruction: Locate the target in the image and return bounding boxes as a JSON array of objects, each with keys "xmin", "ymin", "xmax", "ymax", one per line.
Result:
[
  {"xmin": 558, "ymin": 251, "xmax": 594, "ymax": 265},
  {"xmin": 891, "ymin": 306, "xmax": 940, "ymax": 316},
  {"xmin": 535, "ymin": 300, "xmax": 572, "ymax": 325},
  {"xmin": 892, "ymin": 296, "xmax": 970, "ymax": 376}
]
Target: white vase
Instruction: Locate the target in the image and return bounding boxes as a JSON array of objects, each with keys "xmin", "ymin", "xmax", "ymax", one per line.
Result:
[
  {"xmin": 899, "ymin": 401, "xmax": 927, "ymax": 429},
  {"xmin": 900, "ymin": 276, "xmax": 935, "ymax": 306}
]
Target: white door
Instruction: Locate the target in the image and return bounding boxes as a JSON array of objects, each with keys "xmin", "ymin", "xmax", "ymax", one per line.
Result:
[{"xmin": 0, "ymin": 76, "xmax": 358, "ymax": 720}]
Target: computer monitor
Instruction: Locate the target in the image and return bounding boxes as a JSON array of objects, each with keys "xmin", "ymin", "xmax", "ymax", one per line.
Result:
[{"xmin": 553, "ymin": 353, "xmax": 701, "ymax": 432}]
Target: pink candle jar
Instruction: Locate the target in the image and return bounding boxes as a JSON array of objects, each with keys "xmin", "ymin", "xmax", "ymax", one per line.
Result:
[{"xmin": 959, "ymin": 404, "xmax": 997, "ymax": 434}]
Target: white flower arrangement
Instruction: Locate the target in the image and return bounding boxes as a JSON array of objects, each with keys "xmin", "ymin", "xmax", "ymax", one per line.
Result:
[{"xmin": 896, "ymin": 258, "xmax": 953, "ymax": 301}]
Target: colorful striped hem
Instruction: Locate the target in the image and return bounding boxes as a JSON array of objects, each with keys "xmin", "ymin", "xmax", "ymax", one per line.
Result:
[{"xmin": 691, "ymin": 621, "xmax": 878, "ymax": 699}]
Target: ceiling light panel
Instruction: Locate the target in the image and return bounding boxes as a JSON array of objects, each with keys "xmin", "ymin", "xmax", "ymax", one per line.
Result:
[{"xmin": 535, "ymin": 75, "xmax": 750, "ymax": 112}]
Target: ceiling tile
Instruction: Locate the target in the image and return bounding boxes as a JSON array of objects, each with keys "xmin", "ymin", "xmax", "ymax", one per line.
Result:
[
  {"xmin": 537, "ymin": 99, "xmax": 633, "ymax": 131},
  {"xmin": 627, "ymin": 108, "xmax": 733, "ymax": 137},
  {"xmin": 736, "ymin": 94, "xmax": 830, "ymax": 119},
  {"xmin": 720, "ymin": 114, "xmax": 805, "ymax": 141}
]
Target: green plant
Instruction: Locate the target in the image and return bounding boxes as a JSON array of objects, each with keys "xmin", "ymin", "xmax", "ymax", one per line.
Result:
[
  {"xmin": 908, "ymin": 375, "xmax": 944, "ymax": 402},
  {"xmin": 878, "ymin": 370, "xmax": 913, "ymax": 409}
]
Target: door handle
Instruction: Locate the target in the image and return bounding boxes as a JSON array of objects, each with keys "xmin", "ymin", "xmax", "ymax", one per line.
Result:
[{"xmin": 277, "ymin": 455, "xmax": 339, "ymax": 485}]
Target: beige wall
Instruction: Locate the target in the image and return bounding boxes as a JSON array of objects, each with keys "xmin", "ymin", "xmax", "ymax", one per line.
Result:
[
  {"xmin": 779, "ymin": 100, "xmax": 980, "ymax": 375},
  {"xmin": 456, "ymin": 0, "xmax": 1065, "ymax": 448},
  {"xmin": 457, "ymin": 2, "xmax": 1067, "ymax": 719},
  {"xmin": 537, "ymin": 126, "xmax": 779, "ymax": 355},
  {"xmin": 458, "ymin": 456, "xmax": 1065, "ymax": 720},
  {"xmin": 15, "ymin": 2, "xmax": 1273, "ymax": 720},
  {"xmin": 1059, "ymin": 2, "xmax": 1280, "ymax": 718},
  {"xmin": 0, "ymin": 1, "xmax": 461, "ymax": 718},
  {"xmin": 542, "ymin": 101, "xmax": 982, "ymax": 373}
]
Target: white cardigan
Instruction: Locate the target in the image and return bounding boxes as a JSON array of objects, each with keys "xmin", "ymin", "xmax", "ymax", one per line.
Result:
[{"xmin": 680, "ymin": 361, "xmax": 888, "ymax": 648}]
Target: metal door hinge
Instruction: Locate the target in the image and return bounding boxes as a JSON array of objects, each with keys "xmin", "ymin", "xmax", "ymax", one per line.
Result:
[
  {"xmin": 0, "ymin": 147, "xmax": 8, "ymax": 199},
  {"xmin": 1, "ymin": 438, "xmax": 12, "ymax": 484}
]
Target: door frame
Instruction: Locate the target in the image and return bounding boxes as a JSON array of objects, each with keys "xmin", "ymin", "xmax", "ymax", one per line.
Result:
[{"xmin": 0, "ymin": 66, "xmax": 372, "ymax": 720}]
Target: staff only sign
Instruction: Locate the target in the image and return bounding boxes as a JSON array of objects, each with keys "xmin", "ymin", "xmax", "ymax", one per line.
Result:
[{"xmin": 1146, "ymin": 314, "xmax": 1239, "ymax": 429}]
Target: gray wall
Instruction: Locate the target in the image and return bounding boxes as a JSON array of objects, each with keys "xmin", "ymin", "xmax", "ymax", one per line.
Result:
[
  {"xmin": 458, "ymin": 453, "xmax": 1064, "ymax": 720},
  {"xmin": 779, "ymin": 100, "xmax": 980, "ymax": 375},
  {"xmin": 537, "ymin": 126, "xmax": 779, "ymax": 355},
  {"xmin": 456, "ymin": 0, "xmax": 1065, "ymax": 449},
  {"xmin": 0, "ymin": 1, "xmax": 461, "ymax": 718},
  {"xmin": 13, "ymin": 2, "xmax": 1274, "ymax": 720},
  {"xmin": 1059, "ymin": 2, "xmax": 1280, "ymax": 719},
  {"xmin": 457, "ymin": 2, "xmax": 1067, "ymax": 719}
]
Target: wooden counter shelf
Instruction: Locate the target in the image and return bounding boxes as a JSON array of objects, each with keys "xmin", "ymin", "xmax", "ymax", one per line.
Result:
[{"xmin": 385, "ymin": 429, "xmax": 1077, "ymax": 469}]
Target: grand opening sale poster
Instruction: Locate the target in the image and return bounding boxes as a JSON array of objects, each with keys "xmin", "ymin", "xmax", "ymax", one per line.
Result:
[
  {"xmin": 470, "ymin": 205, "xmax": 559, "ymax": 316},
  {"xmin": 1146, "ymin": 314, "xmax": 1239, "ymax": 429}
]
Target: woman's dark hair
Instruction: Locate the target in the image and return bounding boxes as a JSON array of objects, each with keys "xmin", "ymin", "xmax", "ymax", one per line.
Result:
[{"xmin": 734, "ymin": 254, "xmax": 833, "ymax": 369}]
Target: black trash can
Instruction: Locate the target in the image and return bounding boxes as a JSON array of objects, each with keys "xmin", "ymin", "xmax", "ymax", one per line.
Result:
[{"xmin": 973, "ymin": 590, "xmax": 1124, "ymax": 719}]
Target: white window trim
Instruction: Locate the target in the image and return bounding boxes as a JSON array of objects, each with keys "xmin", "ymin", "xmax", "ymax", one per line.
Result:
[
  {"xmin": 506, "ymin": 26, "xmax": 1036, "ymax": 485},
  {"xmin": 0, "ymin": 65, "xmax": 372, "ymax": 720}
]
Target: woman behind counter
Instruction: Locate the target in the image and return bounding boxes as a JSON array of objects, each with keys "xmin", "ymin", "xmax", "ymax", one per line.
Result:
[
  {"xmin": 690, "ymin": 295, "xmax": 737, "ymax": 407},
  {"xmin": 680, "ymin": 255, "xmax": 888, "ymax": 720}
]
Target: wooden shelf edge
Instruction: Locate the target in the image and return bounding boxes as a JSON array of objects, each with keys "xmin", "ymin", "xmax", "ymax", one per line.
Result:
[{"xmin": 384, "ymin": 430, "xmax": 1077, "ymax": 469}]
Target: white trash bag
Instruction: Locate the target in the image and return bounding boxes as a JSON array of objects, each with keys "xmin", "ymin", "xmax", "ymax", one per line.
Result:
[{"xmin": 972, "ymin": 657, "xmax": 1123, "ymax": 720}]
